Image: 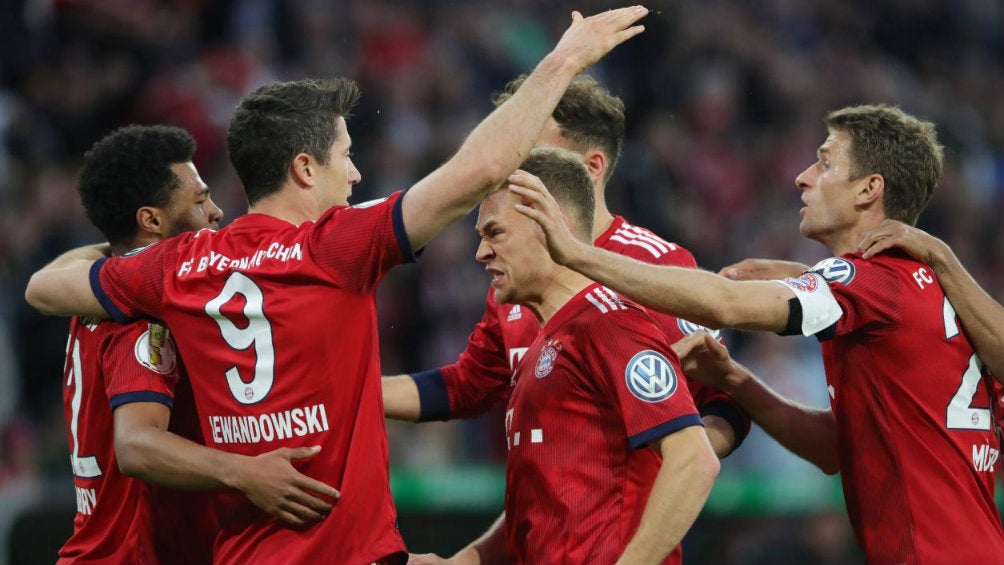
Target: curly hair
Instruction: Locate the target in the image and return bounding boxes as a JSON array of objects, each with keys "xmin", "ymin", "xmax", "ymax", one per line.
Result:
[
  {"xmin": 493, "ymin": 74, "xmax": 625, "ymax": 182},
  {"xmin": 827, "ymin": 104, "xmax": 944, "ymax": 225},
  {"xmin": 78, "ymin": 125, "xmax": 196, "ymax": 245},
  {"xmin": 227, "ymin": 78, "xmax": 361, "ymax": 205}
]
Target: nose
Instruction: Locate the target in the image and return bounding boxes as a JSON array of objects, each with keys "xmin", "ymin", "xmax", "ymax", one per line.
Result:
[
  {"xmin": 348, "ymin": 159, "xmax": 361, "ymax": 185},
  {"xmin": 207, "ymin": 197, "xmax": 224, "ymax": 225},
  {"xmin": 475, "ymin": 238, "xmax": 493, "ymax": 263},
  {"xmin": 795, "ymin": 165, "xmax": 813, "ymax": 192}
]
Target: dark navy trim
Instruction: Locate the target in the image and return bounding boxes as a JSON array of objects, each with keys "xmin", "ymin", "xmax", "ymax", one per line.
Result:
[
  {"xmin": 700, "ymin": 400, "xmax": 749, "ymax": 455},
  {"xmin": 110, "ymin": 391, "xmax": 173, "ymax": 411},
  {"xmin": 413, "ymin": 368, "xmax": 451, "ymax": 422},
  {"xmin": 629, "ymin": 413, "xmax": 704, "ymax": 449},
  {"xmin": 392, "ymin": 193, "xmax": 420, "ymax": 263},
  {"xmin": 778, "ymin": 297, "xmax": 802, "ymax": 336},
  {"xmin": 90, "ymin": 258, "xmax": 130, "ymax": 323},
  {"xmin": 815, "ymin": 323, "xmax": 837, "ymax": 342}
]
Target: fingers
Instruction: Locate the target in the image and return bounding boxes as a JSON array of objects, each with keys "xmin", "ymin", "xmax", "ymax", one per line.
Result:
[
  {"xmin": 570, "ymin": 10, "xmax": 583, "ymax": 22},
  {"xmin": 295, "ymin": 475, "xmax": 341, "ymax": 500},
  {"xmin": 280, "ymin": 445, "xmax": 322, "ymax": 461}
]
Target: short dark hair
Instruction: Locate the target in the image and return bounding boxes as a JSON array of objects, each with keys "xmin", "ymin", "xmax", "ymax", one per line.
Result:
[
  {"xmin": 78, "ymin": 125, "xmax": 195, "ymax": 245},
  {"xmin": 826, "ymin": 104, "xmax": 944, "ymax": 225},
  {"xmin": 494, "ymin": 74, "xmax": 625, "ymax": 182},
  {"xmin": 517, "ymin": 147, "xmax": 595, "ymax": 241},
  {"xmin": 227, "ymin": 78, "xmax": 361, "ymax": 205}
]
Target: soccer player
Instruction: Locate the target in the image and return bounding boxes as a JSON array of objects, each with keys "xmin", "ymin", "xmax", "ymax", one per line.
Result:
[
  {"xmin": 25, "ymin": 8, "xmax": 650, "ymax": 565},
  {"xmin": 382, "ymin": 75, "xmax": 750, "ymax": 464},
  {"xmin": 416, "ymin": 147, "xmax": 719, "ymax": 565},
  {"xmin": 56, "ymin": 125, "xmax": 338, "ymax": 565},
  {"xmin": 515, "ymin": 104, "xmax": 1004, "ymax": 564}
]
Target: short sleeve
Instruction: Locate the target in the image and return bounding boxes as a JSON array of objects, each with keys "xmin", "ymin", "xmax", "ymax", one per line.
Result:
[
  {"xmin": 102, "ymin": 322, "xmax": 180, "ymax": 410},
  {"xmin": 96, "ymin": 241, "xmax": 174, "ymax": 322},
  {"xmin": 308, "ymin": 191, "xmax": 416, "ymax": 294}
]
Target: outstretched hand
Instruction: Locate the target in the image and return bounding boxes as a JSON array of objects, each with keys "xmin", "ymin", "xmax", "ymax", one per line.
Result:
[
  {"xmin": 235, "ymin": 445, "xmax": 340, "ymax": 527},
  {"xmin": 672, "ymin": 332, "xmax": 741, "ymax": 392},
  {"xmin": 719, "ymin": 258, "xmax": 807, "ymax": 281},
  {"xmin": 551, "ymin": 6, "xmax": 649, "ymax": 74},
  {"xmin": 858, "ymin": 219, "xmax": 947, "ymax": 263},
  {"xmin": 508, "ymin": 170, "xmax": 583, "ymax": 266}
]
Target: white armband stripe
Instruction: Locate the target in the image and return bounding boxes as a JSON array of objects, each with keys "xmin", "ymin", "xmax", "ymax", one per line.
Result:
[{"xmin": 774, "ymin": 274, "xmax": 843, "ymax": 336}]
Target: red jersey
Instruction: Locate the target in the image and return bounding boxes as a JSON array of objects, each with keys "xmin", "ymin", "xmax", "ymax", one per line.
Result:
[
  {"xmin": 417, "ymin": 217, "xmax": 748, "ymax": 444},
  {"xmin": 58, "ymin": 318, "xmax": 214, "ymax": 565},
  {"xmin": 504, "ymin": 284, "xmax": 702, "ymax": 564},
  {"xmin": 781, "ymin": 253, "xmax": 1004, "ymax": 565},
  {"xmin": 92, "ymin": 193, "xmax": 414, "ymax": 565}
]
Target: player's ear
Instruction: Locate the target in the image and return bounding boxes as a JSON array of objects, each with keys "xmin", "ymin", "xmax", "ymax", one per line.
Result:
[
  {"xmin": 290, "ymin": 153, "xmax": 314, "ymax": 187},
  {"xmin": 857, "ymin": 173, "xmax": 884, "ymax": 207},
  {"xmin": 582, "ymin": 150, "xmax": 606, "ymax": 186},
  {"xmin": 136, "ymin": 206, "xmax": 165, "ymax": 236}
]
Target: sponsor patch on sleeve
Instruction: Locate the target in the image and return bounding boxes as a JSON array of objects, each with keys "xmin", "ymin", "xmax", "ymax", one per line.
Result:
[
  {"xmin": 625, "ymin": 350, "xmax": 678, "ymax": 403},
  {"xmin": 776, "ymin": 273, "xmax": 843, "ymax": 336},
  {"xmin": 135, "ymin": 323, "xmax": 177, "ymax": 374},
  {"xmin": 808, "ymin": 257, "xmax": 856, "ymax": 284}
]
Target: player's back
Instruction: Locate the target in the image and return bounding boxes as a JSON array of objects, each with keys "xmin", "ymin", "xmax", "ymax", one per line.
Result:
[
  {"xmin": 58, "ymin": 318, "xmax": 159, "ymax": 565},
  {"xmin": 95, "ymin": 196, "xmax": 412, "ymax": 564},
  {"xmin": 820, "ymin": 252, "xmax": 1004, "ymax": 565}
]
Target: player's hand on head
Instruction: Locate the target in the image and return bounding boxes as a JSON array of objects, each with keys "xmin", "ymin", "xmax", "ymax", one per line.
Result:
[
  {"xmin": 858, "ymin": 219, "xmax": 946, "ymax": 262},
  {"xmin": 672, "ymin": 332, "xmax": 735, "ymax": 389},
  {"xmin": 551, "ymin": 6, "xmax": 648, "ymax": 73},
  {"xmin": 509, "ymin": 171, "xmax": 580, "ymax": 266},
  {"xmin": 719, "ymin": 258, "xmax": 807, "ymax": 281},
  {"xmin": 236, "ymin": 445, "xmax": 341, "ymax": 528}
]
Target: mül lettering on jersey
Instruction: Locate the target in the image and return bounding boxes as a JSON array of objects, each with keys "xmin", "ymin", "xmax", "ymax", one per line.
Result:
[
  {"xmin": 177, "ymin": 242, "xmax": 303, "ymax": 277},
  {"xmin": 208, "ymin": 402, "xmax": 329, "ymax": 444},
  {"xmin": 75, "ymin": 486, "xmax": 96, "ymax": 515},
  {"xmin": 973, "ymin": 443, "xmax": 999, "ymax": 472}
]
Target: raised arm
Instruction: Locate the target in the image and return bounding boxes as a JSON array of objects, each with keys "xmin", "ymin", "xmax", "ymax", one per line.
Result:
[
  {"xmin": 25, "ymin": 245, "xmax": 110, "ymax": 317},
  {"xmin": 673, "ymin": 332, "xmax": 839, "ymax": 474},
  {"xmin": 615, "ymin": 426, "xmax": 719, "ymax": 565},
  {"xmin": 860, "ymin": 219, "xmax": 1004, "ymax": 379},
  {"xmin": 114, "ymin": 401, "xmax": 341, "ymax": 527},
  {"xmin": 402, "ymin": 7, "xmax": 648, "ymax": 250},
  {"xmin": 509, "ymin": 178, "xmax": 793, "ymax": 332}
]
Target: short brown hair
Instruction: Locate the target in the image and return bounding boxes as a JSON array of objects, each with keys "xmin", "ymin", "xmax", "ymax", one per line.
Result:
[
  {"xmin": 516, "ymin": 147, "xmax": 595, "ymax": 241},
  {"xmin": 494, "ymin": 74, "xmax": 625, "ymax": 182},
  {"xmin": 826, "ymin": 104, "xmax": 944, "ymax": 225}
]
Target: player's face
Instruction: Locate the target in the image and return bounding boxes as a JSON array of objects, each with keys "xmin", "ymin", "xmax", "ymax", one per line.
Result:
[
  {"xmin": 795, "ymin": 129, "xmax": 860, "ymax": 245},
  {"xmin": 161, "ymin": 162, "xmax": 224, "ymax": 238},
  {"xmin": 475, "ymin": 190, "xmax": 553, "ymax": 306},
  {"xmin": 316, "ymin": 117, "xmax": 361, "ymax": 209}
]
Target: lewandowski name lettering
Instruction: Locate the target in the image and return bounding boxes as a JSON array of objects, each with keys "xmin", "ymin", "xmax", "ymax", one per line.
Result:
[
  {"xmin": 208, "ymin": 403, "xmax": 329, "ymax": 444},
  {"xmin": 177, "ymin": 242, "xmax": 303, "ymax": 277}
]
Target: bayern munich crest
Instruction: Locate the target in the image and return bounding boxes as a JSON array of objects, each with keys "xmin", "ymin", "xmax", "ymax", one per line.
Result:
[
  {"xmin": 784, "ymin": 274, "xmax": 818, "ymax": 292},
  {"xmin": 625, "ymin": 350, "xmax": 678, "ymax": 403},
  {"xmin": 809, "ymin": 257, "xmax": 856, "ymax": 284},
  {"xmin": 534, "ymin": 340, "xmax": 561, "ymax": 379}
]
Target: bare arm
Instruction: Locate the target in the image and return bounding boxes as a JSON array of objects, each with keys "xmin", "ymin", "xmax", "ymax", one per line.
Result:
[
  {"xmin": 114, "ymin": 402, "xmax": 341, "ymax": 527},
  {"xmin": 383, "ymin": 374, "xmax": 421, "ymax": 422},
  {"xmin": 509, "ymin": 178, "xmax": 792, "ymax": 331},
  {"xmin": 701, "ymin": 414, "xmax": 736, "ymax": 459},
  {"xmin": 25, "ymin": 244, "xmax": 109, "ymax": 317},
  {"xmin": 402, "ymin": 7, "xmax": 648, "ymax": 250},
  {"xmin": 861, "ymin": 220, "xmax": 1004, "ymax": 379},
  {"xmin": 720, "ymin": 258, "xmax": 809, "ymax": 281},
  {"xmin": 408, "ymin": 512, "xmax": 510, "ymax": 565},
  {"xmin": 673, "ymin": 332, "xmax": 839, "ymax": 474},
  {"xmin": 615, "ymin": 426, "xmax": 719, "ymax": 565}
]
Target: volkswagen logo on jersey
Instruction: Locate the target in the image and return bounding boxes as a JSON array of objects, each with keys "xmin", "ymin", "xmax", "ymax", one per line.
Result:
[
  {"xmin": 677, "ymin": 318, "xmax": 722, "ymax": 341},
  {"xmin": 810, "ymin": 257, "xmax": 856, "ymax": 284},
  {"xmin": 625, "ymin": 350, "xmax": 678, "ymax": 402},
  {"xmin": 534, "ymin": 340, "xmax": 561, "ymax": 379}
]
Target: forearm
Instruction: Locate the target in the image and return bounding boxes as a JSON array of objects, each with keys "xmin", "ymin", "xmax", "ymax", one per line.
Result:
[
  {"xmin": 455, "ymin": 512, "xmax": 510, "ymax": 565},
  {"xmin": 566, "ymin": 245, "xmax": 790, "ymax": 332},
  {"xmin": 117, "ymin": 426, "xmax": 245, "ymax": 490},
  {"xmin": 725, "ymin": 364, "xmax": 839, "ymax": 474},
  {"xmin": 382, "ymin": 374, "xmax": 421, "ymax": 422},
  {"xmin": 616, "ymin": 428, "xmax": 719, "ymax": 565},
  {"xmin": 25, "ymin": 258, "xmax": 107, "ymax": 317},
  {"xmin": 701, "ymin": 414, "xmax": 737, "ymax": 459},
  {"xmin": 928, "ymin": 247, "xmax": 1004, "ymax": 378}
]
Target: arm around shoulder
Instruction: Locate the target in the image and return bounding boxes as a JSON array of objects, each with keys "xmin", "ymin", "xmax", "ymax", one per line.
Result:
[{"xmin": 25, "ymin": 257, "xmax": 106, "ymax": 317}]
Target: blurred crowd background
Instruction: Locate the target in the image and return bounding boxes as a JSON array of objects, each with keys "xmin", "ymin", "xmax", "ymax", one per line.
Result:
[{"xmin": 1, "ymin": 0, "xmax": 1002, "ymax": 563}]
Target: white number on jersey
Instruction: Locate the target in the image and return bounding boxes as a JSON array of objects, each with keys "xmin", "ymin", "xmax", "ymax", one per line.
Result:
[
  {"xmin": 64, "ymin": 336, "xmax": 102, "ymax": 478},
  {"xmin": 206, "ymin": 272, "xmax": 276, "ymax": 405},
  {"xmin": 943, "ymin": 298, "xmax": 991, "ymax": 431}
]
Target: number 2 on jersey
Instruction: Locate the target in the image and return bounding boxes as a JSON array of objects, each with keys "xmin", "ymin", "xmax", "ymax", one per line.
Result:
[
  {"xmin": 64, "ymin": 336, "xmax": 102, "ymax": 478},
  {"xmin": 944, "ymin": 298, "xmax": 991, "ymax": 431},
  {"xmin": 205, "ymin": 272, "xmax": 276, "ymax": 405}
]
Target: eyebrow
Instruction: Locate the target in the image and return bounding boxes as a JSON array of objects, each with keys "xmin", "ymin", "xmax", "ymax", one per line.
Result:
[{"xmin": 476, "ymin": 219, "xmax": 497, "ymax": 235}]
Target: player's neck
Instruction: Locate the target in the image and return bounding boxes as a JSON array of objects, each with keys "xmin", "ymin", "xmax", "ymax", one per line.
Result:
[
  {"xmin": 591, "ymin": 201, "xmax": 615, "ymax": 240},
  {"xmin": 528, "ymin": 268, "xmax": 592, "ymax": 326},
  {"xmin": 821, "ymin": 216, "xmax": 886, "ymax": 257},
  {"xmin": 249, "ymin": 193, "xmax": 320, "ymax": 226}
]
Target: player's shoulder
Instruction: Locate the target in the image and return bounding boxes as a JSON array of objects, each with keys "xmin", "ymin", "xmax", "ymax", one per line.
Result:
[
  {"xmin": 575, "ymin": 286, "xmax": 656, "ymax": 331},
  {"xmin": 806, "ymin": 252, "xmax": 913, "ymax": 289},
  {"xmin": 598, "ymin": 217, "xmax": 695, "ymax": 266}
]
